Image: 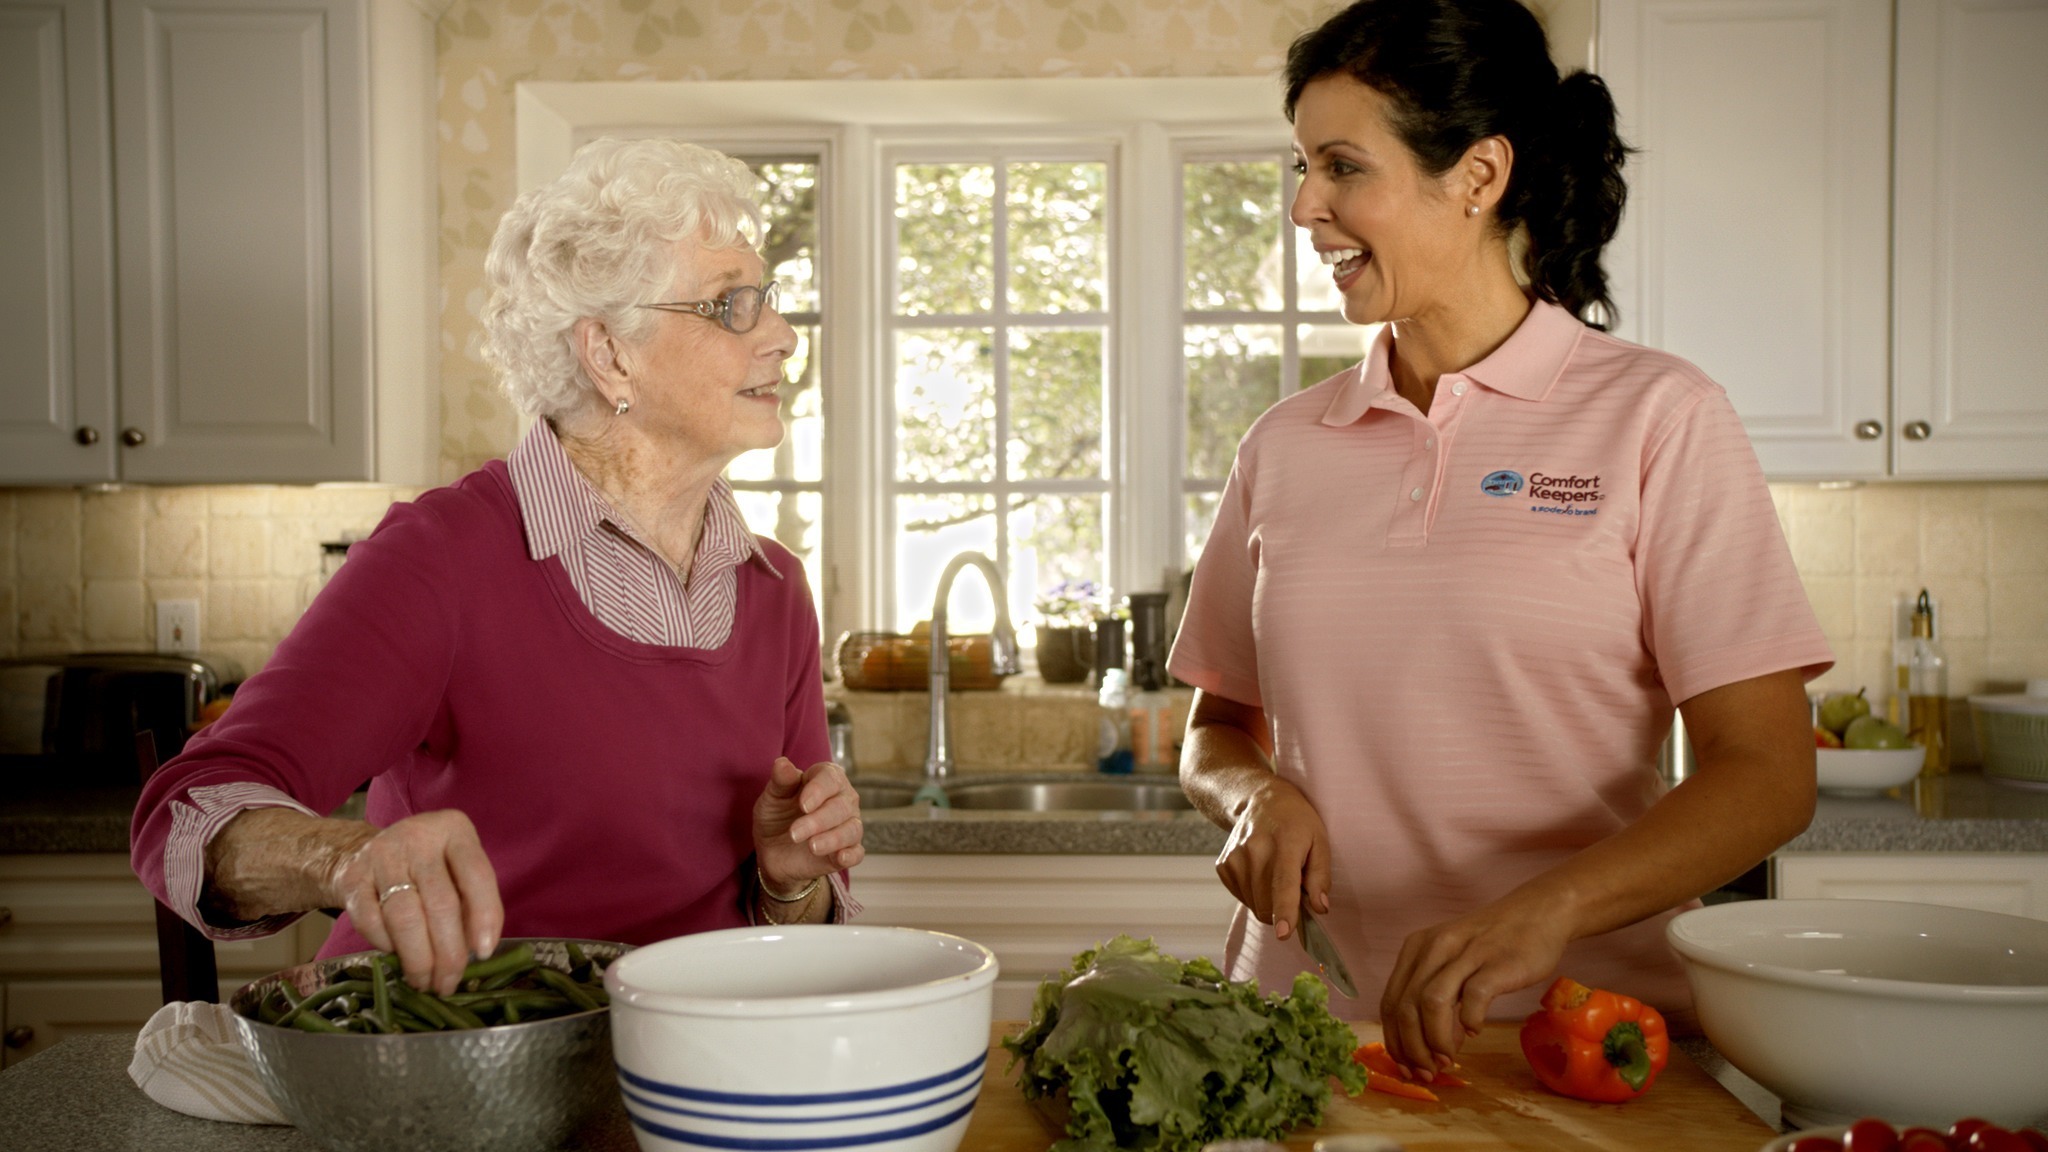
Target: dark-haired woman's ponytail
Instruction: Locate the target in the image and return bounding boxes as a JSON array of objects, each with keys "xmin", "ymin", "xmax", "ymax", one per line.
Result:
[{"xmin": 1518, "ymin": 71, "xmax": 1630, "ymax": 329}]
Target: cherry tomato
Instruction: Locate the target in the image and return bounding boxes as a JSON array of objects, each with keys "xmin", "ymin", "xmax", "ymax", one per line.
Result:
[
  {"xmin": 1843, "ymin": 1119, "xmax": 1902, "ymax": 1152},
  {"xmin": 1970, "ymin": 1131, "xmax": 2029, "ymax": 1152},
  {"xmin": 1898, "ymin": 1131, "xmax": 1955, "ymax": 1152},
  {"xmin": 1786, "ymin": 1138, "xmax": 1844, "ymax": 1152},
  {"xmin": 2013, "ymin": 1131, "xmax": 2048, "ymax": 1152},
  {"xmin": 1952, "ymin": 1121, "xmax": 1996, "ymax": 1145}
]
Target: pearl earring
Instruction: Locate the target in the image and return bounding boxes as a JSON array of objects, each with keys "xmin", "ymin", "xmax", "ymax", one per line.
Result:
[
  {"xmin": 614, "ymin": 398, "xmax": 630, "ymax": 417},
  {"xmin": 1467, "ymin": 204, "xmax": 1481, "ymax": 217}
]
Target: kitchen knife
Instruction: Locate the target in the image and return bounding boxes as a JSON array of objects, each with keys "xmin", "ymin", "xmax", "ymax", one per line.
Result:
[{"xmin": 1297, "ymin": 907, "xmax": 1358, "ymax": 998}]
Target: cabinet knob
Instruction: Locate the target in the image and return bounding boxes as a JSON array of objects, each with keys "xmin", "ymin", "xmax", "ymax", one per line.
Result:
[
  {"xmin": 0, "ymin": 905, "xmax": 11, "ymax": 929},
  {"xmin": 1853, "ymin": 420, "xmax": 1883, "ymax": 440},
  {"xmin": 1903, "ymin": 420, "xmax": 1932, "ymax": 441},
  {"xmin": 74, "ymin": 426, "xmax": 100, "ymax": 446},
  {"xmin": 3, "ymin": 1027, "xmax": 30, "ymax": 1049},
  {"xmin": 121, "ymin": 427, "xmax": 147, "ymax": 447}
]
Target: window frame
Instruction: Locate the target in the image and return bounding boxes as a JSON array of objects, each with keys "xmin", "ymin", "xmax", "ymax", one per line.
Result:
[{"xmin": 519, "ymin": 78, "xmax": 1290, "ymax": 644}]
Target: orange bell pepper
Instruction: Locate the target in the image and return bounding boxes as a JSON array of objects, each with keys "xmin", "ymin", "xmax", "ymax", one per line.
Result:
[
  {"xmin": 1517, "ymin": 977, "xmax": 1669, "ymax": 1103},
  {"xmin": 1353, "ymin": 1042, "xmax": 1469, "ymax": 1089}
]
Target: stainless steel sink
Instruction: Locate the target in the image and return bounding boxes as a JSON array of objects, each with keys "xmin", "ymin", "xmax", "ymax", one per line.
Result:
[
  {"xmin": 943, "ymin": 778, "xmax": 1193, "ymax": 812},
  {"xmin": 854, "ymin": 780, "xmax": 921, "ymax": 810}
]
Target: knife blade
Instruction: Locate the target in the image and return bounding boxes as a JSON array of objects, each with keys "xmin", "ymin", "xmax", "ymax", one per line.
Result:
[{"xmin": 1297, "ymin": 907, "xmax": 1358, "ymax": 999}]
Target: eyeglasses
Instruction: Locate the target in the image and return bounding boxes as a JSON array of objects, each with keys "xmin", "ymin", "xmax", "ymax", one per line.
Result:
[{"xmin": 639, "ymin": 281, "xmax": 780, "ymax": 334}]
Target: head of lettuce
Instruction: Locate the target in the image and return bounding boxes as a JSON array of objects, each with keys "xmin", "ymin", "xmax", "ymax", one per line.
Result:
[{"xmin": 1002, "ymin": 936, "xmax": 1368, "ymax": 1151}]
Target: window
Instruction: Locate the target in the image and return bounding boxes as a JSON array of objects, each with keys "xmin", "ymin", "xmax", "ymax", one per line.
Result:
[{"xmin": 532, "ymin": 79, "xmax": 1361, "ymax": 648}]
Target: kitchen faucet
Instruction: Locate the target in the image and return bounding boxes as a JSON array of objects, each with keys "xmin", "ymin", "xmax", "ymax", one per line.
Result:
[{"xmin": 921, "ymin": 551, "xmax": 1021, "ymax": 797}]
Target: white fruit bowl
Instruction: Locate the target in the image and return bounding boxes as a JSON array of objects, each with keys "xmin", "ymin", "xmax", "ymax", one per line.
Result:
[
  {"xmin": 605, "ymin": 925, "xmax": 997, "ymax": 1152},
  {"xmin": 1815, "ymin": 746, "xmax": 1924, "ymax": 794},
  {"xmin": 1669, "ymin": 899, "xmax": 2048, "ymax": 1130}
]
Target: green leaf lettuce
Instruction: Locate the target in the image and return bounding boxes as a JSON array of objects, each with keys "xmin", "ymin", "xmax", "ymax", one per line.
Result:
[{"xmin": 1001, "ymin": 936, "xmax": 1367, "ymax": 1151}]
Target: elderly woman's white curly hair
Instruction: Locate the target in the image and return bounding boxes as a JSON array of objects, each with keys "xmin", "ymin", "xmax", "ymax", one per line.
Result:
[{"xmin": 481, "ymin": 137, "xmax": 764, "ymax": 419}]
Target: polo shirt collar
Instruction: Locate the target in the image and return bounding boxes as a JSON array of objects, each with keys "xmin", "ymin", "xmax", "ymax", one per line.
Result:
[
  {"xmin": 506, "ymin": 419, "xmax": 782, "ymax": 579},
  {"xmin": 1320, "ymin": 298, "xmax": 1585, "ymax": 426}
]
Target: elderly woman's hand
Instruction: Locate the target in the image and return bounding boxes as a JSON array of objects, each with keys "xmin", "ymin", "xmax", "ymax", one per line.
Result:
[
  {"xmin": 753, "ymin": 757, "xmax": 862, "ymax": 900},
  {"xmin": 332, "ymin": 809, "xmax": 504, "ymax": 997}
]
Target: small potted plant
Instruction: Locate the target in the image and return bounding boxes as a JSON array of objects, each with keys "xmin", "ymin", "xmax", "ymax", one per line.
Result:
[{"xmin": 1033, "ymin": 579, "xmax": 1104, "ymax": 684}]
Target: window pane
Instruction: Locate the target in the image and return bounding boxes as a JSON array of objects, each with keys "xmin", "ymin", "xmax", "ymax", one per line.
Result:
[
  {"xmin": 897, "ymin": 164, "xmax": 993, "ymax": 316},
  {"xmin": 728, "ymin": 324, "xmax": 822, "ymax": 482},
  {"xmin": 1008, "ymin": 327, "xmax": 1103, "ymax": 481},
  {"xmin": 1010, "ymin": 491, "xmax": 1106, "ymax": 644},
  {"xmin": 752, "ymin": 161, "xmax": 819, "ymax": 315},
  {"xmin": 1184, "ymin": 324, "xmax": 1280, "ymax": 480},
  {"xmin": 1007, "ymin": 161, "xmax": 1106, "ymax": 314},
  {"xmin": 732, "ymin": 489, "xmax": 823, "ymax": 619},
  {"xmin": 896, "ymin": 328, "xmax": 994, "ymax": 483},
  {"xmin": 896, "ymin": 493, "xmax": 997, "ymax": 632},
  {"xmin": 1185, "ymin": 491, "xmax": 1223, "ymax": 565},
  {"xmin": 1298, "ymin": 323, "xmax": 1376, "ymax": 391},
  {"xmin": 1184, "ymin": 161, "xmax": 1284, "ymax": 312}
]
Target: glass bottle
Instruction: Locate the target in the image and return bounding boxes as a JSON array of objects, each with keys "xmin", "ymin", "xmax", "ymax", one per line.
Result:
[{"xmin": 1906, "ymin": 589, "xmax": 1949, "ymax": 776}]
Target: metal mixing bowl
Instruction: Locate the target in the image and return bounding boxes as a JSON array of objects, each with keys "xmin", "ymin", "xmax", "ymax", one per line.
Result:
[{"xmin": 230, "ymin": 938, "xmax": 629, "ymax": 1152}]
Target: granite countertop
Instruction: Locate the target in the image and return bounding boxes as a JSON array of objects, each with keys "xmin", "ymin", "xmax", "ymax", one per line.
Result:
[
  {"xmin": 8, "ymin": 771, "xmax": 2045, "ymax": 858},
  {"xmin": 0, "ymin": 1032, "xmax": 1788, "ymax": 1149}
]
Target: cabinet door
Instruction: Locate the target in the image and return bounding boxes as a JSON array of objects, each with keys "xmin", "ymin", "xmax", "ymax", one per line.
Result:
[
  {"xmin": 0, "ymin": 977, "xmax": 160, "ymax": 1067},
  {"xmin": 1773, "ymin": 852, "xmax": 2048, "ymax": 919},
  {"xmin": 1600, "ymin": 0, "xmax": 1892, "ymax": 478},
  {"xmin": 0, "ymin": 0, "xmax": 116, "ymax": 483},
  {"xmin": 1892, "ymin": 0, "xmax": 2048, "ymax": 476},
  {"xmin": 109, "ymin": 0, "xmax": 371, "ymax": 483}
]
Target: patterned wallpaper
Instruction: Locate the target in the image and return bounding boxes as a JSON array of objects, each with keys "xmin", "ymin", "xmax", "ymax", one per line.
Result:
[{"xmin": 432, "ymin": 0, "xmax": 1332, "ymax": 475}]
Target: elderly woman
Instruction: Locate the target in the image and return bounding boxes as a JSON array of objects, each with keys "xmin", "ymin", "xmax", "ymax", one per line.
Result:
[{"xmin": 131, "ymin": 138, "xmax": 864, "ymax": 996}]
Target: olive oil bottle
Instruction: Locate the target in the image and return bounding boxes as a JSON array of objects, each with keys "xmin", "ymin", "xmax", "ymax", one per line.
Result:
[{"xmin": 1906, "ymin": 589, "xmax": 1949, "ymax": 776}]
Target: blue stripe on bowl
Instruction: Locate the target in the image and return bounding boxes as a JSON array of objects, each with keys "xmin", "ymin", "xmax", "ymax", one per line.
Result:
[
  {"xmin": 621, "ymin": 1073, "xmax": 980, "ymax": 1125},
  {"xmin": 618, "ymin": 1051, "xmax": 984, "ymax": 1106},
  {"xmin": 626, "ymin": 1094, "xmax": 979, "ymax": 1150}
]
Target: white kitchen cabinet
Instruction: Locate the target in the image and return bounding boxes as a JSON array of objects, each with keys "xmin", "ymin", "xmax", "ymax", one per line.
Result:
[
  {"xmin": 0, "ymin": 0, "xmax": 118, "ymax": 482},
  {"xmin": 1600, "ymin": 0, "xmax": 1894, "ymax": 479},
  {"xmin": 1890, "ymin": 0, "xmax": 2048, "ymax": 477},
  {"xmin": 853, "ymin": 854, "xmax": 1240, "ymax": 1019},
  {"xmin": 0, "ymin": 853, "xmax": 327, "ymax": 1064},
  {"xmin": 1600, "ymin": 0, "xmax": 2048, "ymax": 480},
  {"xmin": 1772, "ymin": 852, "xmax": 2048, "ymax": 919},
  {"xmin": 0, "ymin": 0, "xmax": 439, "ymax": 486}
]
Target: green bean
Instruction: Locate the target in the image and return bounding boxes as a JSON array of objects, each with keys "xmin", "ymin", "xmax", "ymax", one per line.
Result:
[
  {"xmin": 460, "ymin": 943, "xmax": 537, "ymax": 984},
  {"xmin": 372, "ymin": 955, "xmax": 393, "ymax": 1027},
  {"xmin": 275, "ymin": 980, "xmax": 369, "ymax": 1028},
  {"xmin": 535, "ymin": 967, "xmax": 601, "ymax": 1012},
  {"xmin": 502, "ymin": 999, "xmax": 521, "ymax": 1025},
  {"xmin": 290, "ymin": 1010, "xmax": 347, "ymax": 1034}
]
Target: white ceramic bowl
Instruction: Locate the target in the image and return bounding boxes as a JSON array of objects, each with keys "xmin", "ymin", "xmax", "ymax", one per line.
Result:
[
  {"xmin": 1669, "ymin": 900, "xmax": 2048, "ymax": 1130},
  {"xmin": 1815, "ymin": 746, "xmax": 1924, "ymax": 794},
  {"xmin": 605, "ymin": 925, "xmax": 998, "ymax": 1152}
]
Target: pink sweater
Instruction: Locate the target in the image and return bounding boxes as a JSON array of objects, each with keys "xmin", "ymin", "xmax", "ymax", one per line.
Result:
[{"xmin": 130, "ymin": 461, "xmax": 831, "ymax": 956}]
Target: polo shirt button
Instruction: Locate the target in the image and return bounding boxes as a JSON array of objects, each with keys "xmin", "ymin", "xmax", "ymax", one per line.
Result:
[
  {"xmin": 1451, "ymin": 381, "xmax": 1468, "ymax": 396},
  {"xmin": 1424, "ymin": 437, "xmax": 1435, "ymax": 450},
  {"xmin": 1410, "ymin": 487, "xmax": 1424, "ymax": 501}
]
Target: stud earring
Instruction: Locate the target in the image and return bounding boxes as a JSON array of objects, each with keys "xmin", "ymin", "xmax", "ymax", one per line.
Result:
[
  {"xmin": 1467, "ymin": 204, "xmax": 1481, "ymax": 217},
  {"xmin": 614, "ymin": 398, "xmax": 631, "ymax": 417}
]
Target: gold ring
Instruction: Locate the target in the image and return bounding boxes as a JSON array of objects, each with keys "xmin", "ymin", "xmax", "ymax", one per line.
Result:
[{"xmin": 378, "ymin": 882, "xmax": 416, "ymax": 903}]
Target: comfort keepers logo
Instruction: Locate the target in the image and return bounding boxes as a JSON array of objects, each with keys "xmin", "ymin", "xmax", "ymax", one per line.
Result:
[{"xmin": 1481, "ymin": 469, "xmax": 1603, "ymax": 516}]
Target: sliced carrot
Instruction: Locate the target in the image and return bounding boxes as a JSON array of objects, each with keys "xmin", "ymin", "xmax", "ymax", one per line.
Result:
[
  {"xmin": 1354, "ymin": 1042, "xmax": 1470, "ymax": 1089},
  {"xmin": 1367, "ymin": 1070, "xmax": 1440, "ymax": 1103}
]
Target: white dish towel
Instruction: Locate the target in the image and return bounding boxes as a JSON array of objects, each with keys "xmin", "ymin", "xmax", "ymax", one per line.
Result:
[{"xmin": 128, "ymin": 1001, "xmax": 288, "ymax": 1125}]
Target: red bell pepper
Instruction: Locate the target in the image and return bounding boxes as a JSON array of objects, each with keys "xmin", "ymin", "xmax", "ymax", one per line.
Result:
[{"xmin": 1518, "ymin": 977, "xmax": 1670, "ymax": 1103}]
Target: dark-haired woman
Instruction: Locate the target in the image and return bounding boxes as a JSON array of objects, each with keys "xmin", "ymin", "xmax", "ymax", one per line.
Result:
[{"xmin": 1171, "ymin": 0, "xmax": 1832, "ymax": 1079}]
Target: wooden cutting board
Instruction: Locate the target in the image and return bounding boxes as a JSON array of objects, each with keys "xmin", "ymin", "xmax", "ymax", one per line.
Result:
[{"xmin": 961, "ymin": 1021, "xmax": 1777, "ymax": 1151}]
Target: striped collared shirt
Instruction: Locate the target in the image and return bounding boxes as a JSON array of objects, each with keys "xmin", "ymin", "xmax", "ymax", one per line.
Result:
[{"xmin": 506, "ymin": 420, "xmax": 780, "ymax": 648}]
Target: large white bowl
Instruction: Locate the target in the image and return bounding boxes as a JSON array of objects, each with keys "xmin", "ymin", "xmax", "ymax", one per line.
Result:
[
  {"xmin": 605, "ymin": 925, "xmax": 998, "ymax": 1152},
  {"xmin": 1815, "ymin": 746, "xmax": 1924, "ymax": 794},
  {"xmin": 1669, "ymin": 900, "xmax": 2048, "ymax": 1130}
]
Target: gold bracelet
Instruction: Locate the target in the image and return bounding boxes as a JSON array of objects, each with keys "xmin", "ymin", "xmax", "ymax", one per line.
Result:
[{"xmin": 756, "ymin": 863, "xmax": 820, "ymax": 905}]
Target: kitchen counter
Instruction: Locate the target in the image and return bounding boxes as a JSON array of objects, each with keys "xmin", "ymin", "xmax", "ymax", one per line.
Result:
[
  {"xmin": 9, "ymin": 771, "xmax": 2045, "ymax": 857},
  {"xmin": 0, "ymin": 1026, "xmax": 1787, "ymax": 1151}
]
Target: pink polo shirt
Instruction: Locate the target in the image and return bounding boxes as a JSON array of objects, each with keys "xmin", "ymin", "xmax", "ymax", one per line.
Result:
[{"xmin": 1168, "ymin": 300, "xmax": 1833, "ymax": 1021}]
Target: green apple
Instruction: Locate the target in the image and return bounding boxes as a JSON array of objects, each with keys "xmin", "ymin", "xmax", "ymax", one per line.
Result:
[
  {"xmin": 1844, "ymin": 714, "xmax": 1913, "ymax": 750},
  {"xmin": 1818, "ymin": 689, "xmax": 1872, "ymax": 735}
]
